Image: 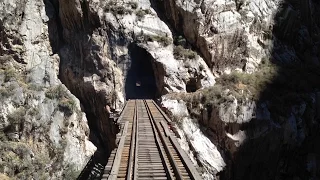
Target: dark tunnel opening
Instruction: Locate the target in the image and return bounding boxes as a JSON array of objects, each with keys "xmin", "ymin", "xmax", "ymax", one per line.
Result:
[{"xmin": 125, "ymin": 44, "xmax": 158, "ymax": 100}]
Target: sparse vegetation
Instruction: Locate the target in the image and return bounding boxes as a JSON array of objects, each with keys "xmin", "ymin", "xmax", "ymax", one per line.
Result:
[
  {"xmin": 166, "ymin": 57, "xmax": 278, "ymax": 114},
  {"xmin": 28, "ymin": 83, "xmax": 44, "ymax": 91},
  {"xmin": 0, "ymin": 86, "xmax": 15, "ymax": 98},
  {"xmin": 59, "ymin": 98, "xmax": 76, "ymax": 116},
  {"xmin": 0, "ymin": 142, "xmax": 51, "ymax": 179},
  {"xmin": 104, "ymin": 1, "xmax": 133, "ymax": 15},
  {"xmin": 4, "ymin": 68, "xmax": 16, "ymax": 82},
  {"xmin": 45, "ymin": 85, "xmax": 67, "ymax": 100},
  {"xmin": 137, "ymin": 32, "xmax": 172, "ymax": 46},
  {"xmin": 0, "ymin": 131, "xmax": 7, "ymax": 141},
  {"xmin": 63, "ymin": 165, "xmax": 80, "ymax": 180},
  {"xmin": 216, "ymin": 58, "xmax": 278, "ymax": 100},
  {"xmin": 175, "ymin": 36, "xmax": 187, "ymax": 46},
  {"xmin": 46, "ymin": 85, "xmax": 76, "ymax": 116},
  {"xmin": 28, "ymin": 107, "xmax": 39, "ymax": 117},
  {"xmin": 174, "ymin": 45, "xmax": 197, "ymax": 59},
  {"xmin": 128, "ymin": 1, "xmax": 138, "ymax": 9},
  {"xmin": 136, "ymin": 9, "xmax": 151, "ymax": 20},
  {"xmin": 7, "ymin": 108, "xmax": 26, "ymax": 125},
  {"xmin": 149, "ymin": 35, "xmax": 171, "ymax": 46},
  {"xmin": 211, "ymin": 29, "xmax": 248, "ymax": 69},
  {"xmin": 0, "ymin": 55, "xmax": 11, "ymax": 69}
]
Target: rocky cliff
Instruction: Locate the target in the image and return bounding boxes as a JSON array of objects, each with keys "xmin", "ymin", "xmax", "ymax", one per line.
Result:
[
  {"xmin": 1, "ymin": 0, "xmax": 320, "ymax": 179},
  {"xmin": 160, "ymin": 0, "xmax": 320, "ymax": 179},
  {"xmin": 0, "ymin": 0, "xmax": 95, "ymax": 178}
]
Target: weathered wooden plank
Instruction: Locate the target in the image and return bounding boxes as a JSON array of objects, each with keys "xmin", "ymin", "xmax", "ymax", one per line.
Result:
[{"xmin": 108, "ymin": 121, "xmax": 129, "ymax": 180}]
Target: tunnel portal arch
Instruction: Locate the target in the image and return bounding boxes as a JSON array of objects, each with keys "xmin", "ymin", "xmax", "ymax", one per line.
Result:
[{"xmin": 125, "ymin": 44, "xmax": 158, "ymax": 99}]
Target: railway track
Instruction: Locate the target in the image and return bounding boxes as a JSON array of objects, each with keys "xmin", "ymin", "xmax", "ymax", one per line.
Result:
[{"xmin": 102, "ymin": 99, "xmax": 201, "ymax": 180}]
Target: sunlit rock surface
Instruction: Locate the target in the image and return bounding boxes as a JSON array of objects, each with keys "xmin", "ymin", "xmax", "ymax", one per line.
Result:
[{"xmin": 1, "ymin": 0, "xmax": 320, "ymax": 179}]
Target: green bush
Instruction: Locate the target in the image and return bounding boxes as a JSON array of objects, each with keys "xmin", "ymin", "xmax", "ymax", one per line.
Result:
[
  {"xmin": 216, "ymin": 60, "xmax": 277, "ymax": 100},
  {"xmin": 174, "ymin": 45, "xmax": 197, "ymax": 59},
  {"xmin": 137, "ymin": 34, "xmax": 172, "ymax": 46},
  {"xmin": 46, "ymin": 85, "xmax": 76, "ymax": 116},
  {"xmin": 0, "ymin": 142, "xmax": 50, "ymax": 179},
  {"xmin": 45, "ymin": 85, "xmax": 67, "ymax": 100},
  {"xmin": 150, "ymin": 35, "xmax": 171, "ymax": 46},
  {"xmin": 59, "ymin": 98, "xmax": 76, "ymax": 116},
  {"xmin": 175, "ymin": 35, "xmax": 187, "ymax": 46}
]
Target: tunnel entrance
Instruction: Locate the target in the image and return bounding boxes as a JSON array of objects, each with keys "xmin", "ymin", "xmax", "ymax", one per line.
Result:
[{"xmin": 125, "ymin": 44, "xmax": 158, "ymax": 99}]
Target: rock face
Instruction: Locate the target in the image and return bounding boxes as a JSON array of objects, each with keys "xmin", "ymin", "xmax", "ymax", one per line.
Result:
[
  {"xmin": 161, "ymin": 98, "xmax": 225, "ymax": 179},
  {"xmin": 2, "ymin": 0, "xmax": 320, "ymax": 179},
  {"xmin": 0, "ymin": 0, "xmax": 95, "ymax": 178},
  {"xmin": 1, "ymin": 0, "xmax": 216, "ymax": 178},
  {"xmin": 45, "ymin": 0, "xmax": 216, "ymax": 153},
  {"xmin": 159, "ymin": 0, "xmax": 320, "ymax": 179},
  {"xmin": 155, "ymin": 0, "xmax": 279, "ymax": 72}
]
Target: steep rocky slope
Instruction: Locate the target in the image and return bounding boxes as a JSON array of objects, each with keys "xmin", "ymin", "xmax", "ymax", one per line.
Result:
[
  {"xmin": 160, "ymin": 0, "xmax": 320, "ymax": 179},
  {"xmin": 0, "ymin": 0, "xmax": 95, "ymax": 178},
  {"xmin": 1, "ymin": 0, "xmax": 215, "ymax": 178},
  {"xmin": 1, "ymin": 0, "xmax": 320, "ymax": 179}
]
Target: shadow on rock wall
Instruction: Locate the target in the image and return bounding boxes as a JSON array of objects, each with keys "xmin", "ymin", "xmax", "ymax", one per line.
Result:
[
  {"xmin": 43, "ymin": 0, "xmax": 120, "ymax": 179},
  {"xmin": 223, "ymin": 0, "xmax": 320, "ymax": 179}
]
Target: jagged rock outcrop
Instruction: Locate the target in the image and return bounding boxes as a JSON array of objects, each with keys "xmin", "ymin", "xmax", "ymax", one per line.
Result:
[
  {"xmin": 155, "ymin": 0, "xmax": 279, "ymax": 73},
  {"xmin": 159, "ymin": 0, "xmax": 320, "ymax": 179},
  {"xmin": 2, "ymin": 0, "xmax": 320, "ymax": 179},
  {"xmin": 42, "ymin": 0, "xmax": 216, "ymax": 176},
  {"xmin": 1, "ymin": 0, "xmax": 216, "ymax": 178},
  {"xmin": 0, "ymin": 0, "xmax": 95, "ymax": 178}
]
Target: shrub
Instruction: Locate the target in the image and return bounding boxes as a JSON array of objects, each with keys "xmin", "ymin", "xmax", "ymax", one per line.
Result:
[
  {"xmin": 104, "ymin": 1, "xmax": 132, "ymax": 15},
  {"xmin": 216, "ymin": 58, "xmax": 278, "ymax": 100},
  {"xmin": 136, "ymin": 9, "xmax": 146, "ymax": 19},
  {"xmin": 59, "ymin": 98, "xmax": 76, "ymax": 116},
  {"xmin": 150, "ymin": 35, "xmax": 171, "ymax": 46},
  {"xmin": 7, "ymin": 108, "xmax": 26, "ymax": 125},
  {"xmin": 4, "ymin": 68, "xmax": 16, "ymax": 82},
  {"xmin": 0, "ymin": 87, "xmax": 14, "ymax": 98},
  {"xmin": 113, "ymin": 6, "xmax": 131, "ymax": 15},
  {"xmin": 28, "ymin": 83, "xmax": 44, "ymax": 91},
  {"xmin": 0, "ymin": 131, "xmax": 7, "ymax": 141},
  {"xmin": 137, "ymin": 34, "xmax": 172, "ymax": 46},
  {"xmin": 28, "ymin": 108, "xmax": 39, "ymax": 117},
  {"xmin": 45, "ymin": 85, "xmax": 66, "ymax": 100},
  {"xmin": 63, "ymin": 165, "xmax": 80, "ymax": 180},
  {"xmin": 175, "ymin": 35, "xmax": 187, "ymax": 46},
  {"xmin": 136, "ymin": 9, "xmax": 151, "ymax": 20},
  {"xmin": 128, "ymin": 1, "xmax": 138, "ymax": 9},
  {"xmin": 174, "ymin": 45, "xmax": 197, "ymax": 59}
]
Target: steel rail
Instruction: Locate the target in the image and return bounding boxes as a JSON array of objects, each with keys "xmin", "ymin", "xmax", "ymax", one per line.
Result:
[
  {"xmin": 144, "ymin": 100, "xmax": 182, "ymax": 180},
  {"xmin": 149, "ymin": 100, "xmax": 202, "ymax": 180},
  {"xmin": 126, "ymin": 100, "xmax": 137, "ymax": 180}
]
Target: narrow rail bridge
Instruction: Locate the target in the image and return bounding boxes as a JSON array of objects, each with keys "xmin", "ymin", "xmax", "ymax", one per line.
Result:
[{"xmin": 78, "ymin": 99, "xmax": 201, "ymax": 180}]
